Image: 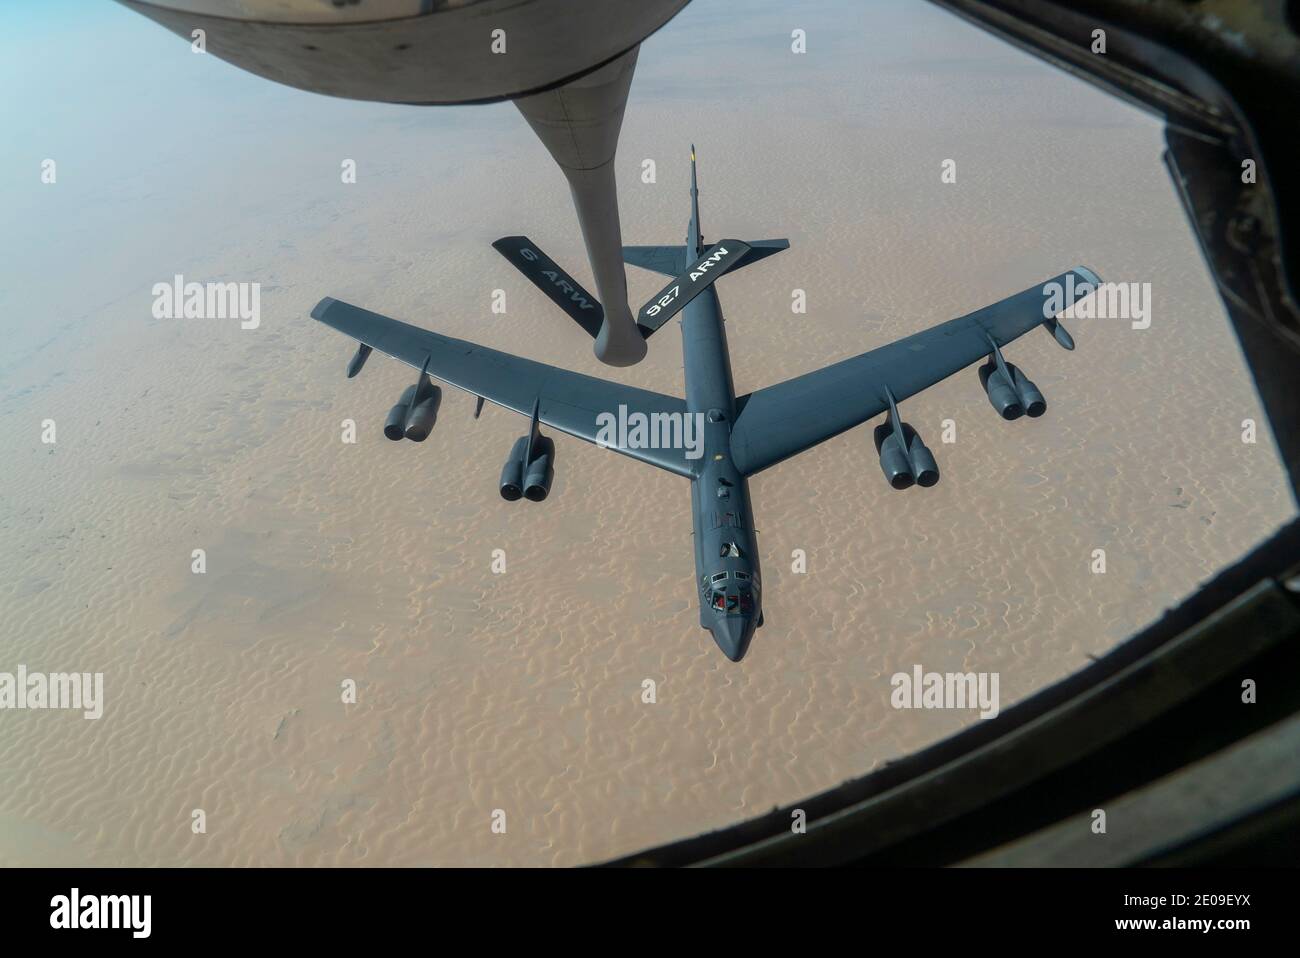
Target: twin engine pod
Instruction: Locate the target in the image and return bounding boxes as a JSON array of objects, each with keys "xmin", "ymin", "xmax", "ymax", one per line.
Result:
[
  {"xmin": 874, "ymin": 421, "xmax": 940, "ymax": 490},
  {"xmin": 499, "ymin": 434, "xmax": 556, "ymax": 502},
  {"xmin": 383, "ymin": 380, "xmax": 443, "ymax": 442},
  {"xmin": 980, "ymin": 360, "xmax": 1046, "ymax": 420}
]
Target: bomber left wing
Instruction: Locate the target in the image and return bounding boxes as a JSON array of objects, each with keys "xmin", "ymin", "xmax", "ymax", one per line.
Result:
[
  {"xmin": 312, "ymin": 297, "xmax": 694, "ymax": 477},
  {"xmin": 729, "ymin": 268, "xmax": 1101, "ymax": 477}
]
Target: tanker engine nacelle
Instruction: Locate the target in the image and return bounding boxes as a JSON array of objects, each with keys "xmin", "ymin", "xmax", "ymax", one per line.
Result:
[
  {"xmin": 980, "ymin": 360, "xmax": 1046, "ymax": 420},
  {"xmin": 383, "ymin": 377, "xmax": 443, "ymax": 441}
]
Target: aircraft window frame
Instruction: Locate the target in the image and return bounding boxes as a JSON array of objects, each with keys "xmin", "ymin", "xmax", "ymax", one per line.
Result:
[{"xmin": 711, "ymin": 571, "xmax": 728, "ymax": 583}]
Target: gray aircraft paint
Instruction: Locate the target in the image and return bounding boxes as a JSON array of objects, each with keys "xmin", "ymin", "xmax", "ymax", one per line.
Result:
[
  {"xmin": 313, "ymin": 149, "xmax": 1100, "ymax": 662},
  {"xmin": 673, "ymin": 149, "xmax": 762, "ymax": 658}
]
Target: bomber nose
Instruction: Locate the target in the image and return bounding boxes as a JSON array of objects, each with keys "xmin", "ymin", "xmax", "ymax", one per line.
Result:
[{"xmin": 710, "ymin": 615, "xmax": 757, "ymax": 662}]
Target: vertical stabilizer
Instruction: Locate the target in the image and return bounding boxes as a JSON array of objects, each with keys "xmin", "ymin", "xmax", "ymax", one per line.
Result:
[{"xmin": 688, "ymin": 144, "xmax": 703, "ymax": 258}]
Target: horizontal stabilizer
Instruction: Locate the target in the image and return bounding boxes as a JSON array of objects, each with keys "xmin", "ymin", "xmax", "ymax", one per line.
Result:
[
  {"xmin": 625, "ymin": 240, "xmax": 788, "ymax": 281},
  {"xmin": 623, "ymin": 245, "xmax": 687, "ymax": 277},
  {"xmin": 731, "ymin": 238, "xmax": 789, "ymax": 271},
  {"xmin": 636, "ymin": 239, "xmax": 751, "ymax": 333},
  {"xmin": 492, "ymin": 235, "xmax": 604, "ymax": 339}
]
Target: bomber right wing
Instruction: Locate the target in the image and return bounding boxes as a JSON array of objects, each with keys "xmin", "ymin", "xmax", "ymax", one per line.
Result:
[{"xmin": 728, "ymin": 268, "xmax": 1101, "ymax": 477}]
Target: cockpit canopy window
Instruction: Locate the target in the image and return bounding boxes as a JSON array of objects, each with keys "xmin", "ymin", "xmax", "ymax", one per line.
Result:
[
  {"xmin": 710, "ymin": 585, "xmax": 756, "ymax": 616},
  {"xmin": 734, "ymin": 571, "xmax": 750, "ymax": 580},
  {"xmin": 711, "ymin": 571, "xmax": 728, "ymax": 583}
]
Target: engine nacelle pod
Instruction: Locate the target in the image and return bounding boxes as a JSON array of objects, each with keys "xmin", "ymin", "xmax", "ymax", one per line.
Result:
[
  {"xmin": 874, "ymin": 423, "xmax": 915, "ymax": 490},
  {"xmin": 523, "ymin": 436, "xmax": 556, "ymax": 502},
  {"xmin": 1009, "ymin": 365, "xmax": 1046, "ymax": 418},
  {"xmin": 404, "ymin": 386, "xmax": 443, "ymax": 442},
  {"xmin": 980, "ymin": 362, "xmax": 1024, "ymax": 420},
  {"xmin": 499, "ymin": 436, "xmax": 529, "ymax": 501},
  {"xmin": 904, "ymin": 425, "xmax": 940, "ymax": 487},
  {"xmin": 384, "ymin": 384, "xmax": 418, "ymax": 441}
]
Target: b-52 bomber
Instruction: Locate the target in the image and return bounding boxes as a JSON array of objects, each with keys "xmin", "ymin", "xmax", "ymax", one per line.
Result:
[{"xmin": 313, "ymin": 148, "xmax": 1100, "ymax": 662}]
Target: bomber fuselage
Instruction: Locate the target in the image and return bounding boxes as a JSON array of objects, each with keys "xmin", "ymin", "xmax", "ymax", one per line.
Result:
[{"xmin": 679, "ymin": 198, "xmax": 761, "ymax": 660}]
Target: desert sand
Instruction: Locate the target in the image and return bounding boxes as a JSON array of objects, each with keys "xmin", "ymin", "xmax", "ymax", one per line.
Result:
[{"xmin": 0, "ymin": 0, "xmax": 1293, "ymax": 866}]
